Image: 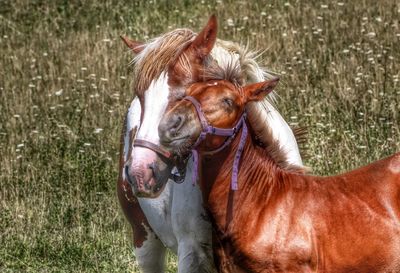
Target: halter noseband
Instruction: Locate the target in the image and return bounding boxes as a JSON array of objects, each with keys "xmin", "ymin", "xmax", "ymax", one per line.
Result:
[
  {"xmin": 132, "ymin": 134, "xmax": 188, "ymax": 183},
  {"xmin": 133, "ymin": 139, "xmax": 172, "ymax": 159},
  {"xmin": 183, "ymin": 96, "xmax": 248, "ymax": 190}
]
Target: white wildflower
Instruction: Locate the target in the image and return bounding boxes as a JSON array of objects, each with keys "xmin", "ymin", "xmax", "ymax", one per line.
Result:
[{"xmin": 55, "ymin": 89, "xmax": 63, "ymax": 96}]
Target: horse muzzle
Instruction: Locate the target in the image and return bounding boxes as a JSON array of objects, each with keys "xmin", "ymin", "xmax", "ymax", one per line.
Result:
[{"xmin": 125, "ymin": 148, "xmax": 171, "ymax": 198}]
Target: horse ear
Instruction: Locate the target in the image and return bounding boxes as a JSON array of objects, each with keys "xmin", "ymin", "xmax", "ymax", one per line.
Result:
[
  {"xmin": 120, "ymin": 36, "xmax": 145, "ymax": 54},
  {"xmin": 244, "ymin": 78, "xmax": 280, "ymax": 102},
  {"xmin": 189, "ymin": 15, "xmax": 218, "ymax": 59}
]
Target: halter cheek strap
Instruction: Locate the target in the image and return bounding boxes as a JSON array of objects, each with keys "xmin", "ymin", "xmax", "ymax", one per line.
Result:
[{"xmin": 183, "ymin": 96, "xmax": 248, "ymax": 190}]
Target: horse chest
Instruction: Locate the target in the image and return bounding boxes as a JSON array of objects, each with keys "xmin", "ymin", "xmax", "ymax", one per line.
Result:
[{"xmin": 137, "ymin": 184, "xmax": 178, "ymax": 250}]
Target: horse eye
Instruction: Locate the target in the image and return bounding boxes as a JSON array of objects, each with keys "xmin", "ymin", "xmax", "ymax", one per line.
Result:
[{"xmin": 222, "ymin": 98, "xmax": 233, "ymax": 107}]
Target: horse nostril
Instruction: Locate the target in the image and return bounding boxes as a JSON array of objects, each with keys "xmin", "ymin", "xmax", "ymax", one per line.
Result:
[
  {"xmin": 148, "ymin": 162, "xmax": 156, "ymax": 175},
  {"xmin": 125, "ymin": 165, "xmax": 133, "ymax": 185},
  {"xmin": 172, "ymin": 115, "xmax": 184, "ymax": 131},
  {"xmin": 159, "ymin": 114, "xmax": 185, "ymax": 141},
  {"xmin": 166, "ymin": 114, "xmax": 184, "ymax": 136},
  {"xmin": 173, "ymin": 116, "xmax": 182, "ymax": 128}
]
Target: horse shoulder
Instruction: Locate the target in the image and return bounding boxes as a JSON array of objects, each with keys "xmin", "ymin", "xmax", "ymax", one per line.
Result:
[{"xmin": 233, "ymin": 185, "xmax": 317, "ymax": 272}]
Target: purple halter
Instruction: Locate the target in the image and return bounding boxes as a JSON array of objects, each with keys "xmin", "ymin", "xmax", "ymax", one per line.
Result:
[{"xmin": 183, "ymin": 96, "xmax": 248, "ymax": 190}]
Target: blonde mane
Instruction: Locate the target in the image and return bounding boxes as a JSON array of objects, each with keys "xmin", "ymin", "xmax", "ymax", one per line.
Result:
[
  {"xmin": 132, "ymin": 29, "xmax": 196, "ymax": 96},
  {"xmin": 130, "ymin": 30, "xmax": 305, "ymax": 171},
  {"xmin": 207, "ymin": 40, "xmax": 307, "ymax": 172}
]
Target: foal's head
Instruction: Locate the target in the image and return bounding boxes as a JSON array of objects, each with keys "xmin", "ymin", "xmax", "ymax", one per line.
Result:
[{"xmin": 159, "ymin": 78, "xmax": 279, "ymax": 155}]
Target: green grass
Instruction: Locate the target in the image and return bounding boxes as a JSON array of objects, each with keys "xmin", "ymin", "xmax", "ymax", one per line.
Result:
[{"xmin": 1, "ymin": 0, "xmax": 399, "ymax": 272}]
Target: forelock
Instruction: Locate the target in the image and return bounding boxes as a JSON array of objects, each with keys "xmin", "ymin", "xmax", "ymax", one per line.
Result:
[{"xmin": 131, "ymin": 29, "xmax": 196, "ymax": 96}]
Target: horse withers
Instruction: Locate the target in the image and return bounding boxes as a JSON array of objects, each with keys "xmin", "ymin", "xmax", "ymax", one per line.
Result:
[{"xmin": 158, "ymin": 73, "xmax": 400, "ymax": 272}]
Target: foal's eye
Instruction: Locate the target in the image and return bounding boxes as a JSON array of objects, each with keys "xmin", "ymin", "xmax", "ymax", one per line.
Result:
[{"xmin": 222, "ymin": 98, "xmax": 234, "ymax": 107}]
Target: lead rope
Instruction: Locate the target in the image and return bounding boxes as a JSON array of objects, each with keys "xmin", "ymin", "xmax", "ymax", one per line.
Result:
[
  {"xmin": 192, "ymin": 149, "xmax": 200, "ymax": 186},
  {"xmin": 191, "ymin": 122, "xmax": 247, "ymax": 190},
  {"xmin": 231, "ymin": 121, "xmax": 247, "ymax": 190},
  {"xmin": 190, "ymin": 115, "xmax": 247, "ymax": 190}
]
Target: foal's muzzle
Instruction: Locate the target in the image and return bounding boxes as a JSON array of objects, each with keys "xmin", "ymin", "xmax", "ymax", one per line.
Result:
[{"xmin": 158, "ymin": 113, "xmax": 187, "ymax": 145}]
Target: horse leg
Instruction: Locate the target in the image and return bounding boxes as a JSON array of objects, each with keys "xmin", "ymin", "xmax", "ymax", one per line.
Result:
[
  {"xmin": 118, "ymin": 179, "xmax": 166, "ymax": 273},
  {"xmin": 119, "ymin": 195, "xmax": 167, "ymax": 273},
  {"xmin": 171, "ymin": 174, "xmax": 217, "ymax": 273},
  {"xmin": 133, "ymin": 225, "xmax": 166, "ymax": 273}
]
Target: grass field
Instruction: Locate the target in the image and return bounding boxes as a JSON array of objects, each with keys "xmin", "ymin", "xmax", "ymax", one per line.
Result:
[{"xmin": 1, "ymin": 0, "xmax": 399, "ymax": 272}]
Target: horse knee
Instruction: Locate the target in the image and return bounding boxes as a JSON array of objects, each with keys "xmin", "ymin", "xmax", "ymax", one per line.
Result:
[{"xmin": 133, "ymin": 228, "xmax": 166, "ymax": 273}]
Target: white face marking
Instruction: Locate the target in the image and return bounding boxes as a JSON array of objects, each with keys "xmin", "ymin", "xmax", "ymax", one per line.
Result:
[
  {"xmin": 123, "ymin": 73, "xmax": 171, "ymax": 188},
  {"xmin": 124, "ymin": 97, "xmax": 142, "ymax": 162},
  {"xmin": 136, "ymin": 72, "xmax": 170, "ymax": 144},
  {"xmin": 122, "ymin": 97, "xmax": 141, "ymax": 181}
]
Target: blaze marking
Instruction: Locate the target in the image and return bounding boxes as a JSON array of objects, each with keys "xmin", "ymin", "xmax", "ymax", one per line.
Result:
[{"xmin": 135, "ymin": 72, "xmax": 170, "ymax": 144}]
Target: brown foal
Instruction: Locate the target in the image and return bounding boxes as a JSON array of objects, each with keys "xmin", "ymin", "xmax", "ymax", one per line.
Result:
[{"xmin": 159, "ymin": 78, "xmax": 400, "ymax": 273}]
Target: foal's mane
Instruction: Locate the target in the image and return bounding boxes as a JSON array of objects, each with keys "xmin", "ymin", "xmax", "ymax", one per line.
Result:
[
  {"xmin": 130, "ymin": 28, "xmax": 306, "ymax": 171},
  {"xmin": 204, "ymin": 45, "xmax": 308, "ymax": 172}
]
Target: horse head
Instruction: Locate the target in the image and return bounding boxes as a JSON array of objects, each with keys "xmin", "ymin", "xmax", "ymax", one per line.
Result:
[
  {"xmin": 122, "ymin": 16, "xmax": 218, "ymax": 198},
  {"xmin": 159, "ymin": 77, "xmax": 279, "ymax": 157}
]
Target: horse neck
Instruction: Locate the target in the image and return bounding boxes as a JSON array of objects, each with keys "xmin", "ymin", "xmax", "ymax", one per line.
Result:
[{"xmin": 200, "ymin": 122, "xmax": 294, "ymax": 231}]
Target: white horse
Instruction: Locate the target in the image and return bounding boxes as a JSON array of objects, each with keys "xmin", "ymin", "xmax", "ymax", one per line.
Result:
[{"xmin": 118, "ymin": 16, "xmax": 303, "ymax": 273}]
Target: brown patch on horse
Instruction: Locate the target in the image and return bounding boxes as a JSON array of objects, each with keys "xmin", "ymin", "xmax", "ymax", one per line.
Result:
[
  {"xmin": 168, "ymin": 15, "xmax": 219, "ymax": 89},
  {"xmin": 117, "ymin": 114, "xmax": 151, "ymax": 248},
  {"xmin": 126, "ymin": 126, "xmax": 137, "ymax": 162}
]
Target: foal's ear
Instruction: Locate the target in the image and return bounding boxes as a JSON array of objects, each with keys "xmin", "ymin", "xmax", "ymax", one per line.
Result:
[
  {"xmin": 189, "ymin": 15, "xmax": 218, "ymax": 59},
  {"xmin": 244, "ymin": 78, "xmax": 280, "ymax": 102},
  {"xmin": 120, "ymin": 36, "xmax": 145, "ymax": 54}
]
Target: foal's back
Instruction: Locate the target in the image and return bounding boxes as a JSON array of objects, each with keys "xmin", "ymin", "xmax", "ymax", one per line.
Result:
[
  {"xmin": 311, "ymin": 153, "xmax": 400, "ymax": 272},
  {"xmin": 244, "ymin": 153, "xmax": 400, "ymax": 273}
]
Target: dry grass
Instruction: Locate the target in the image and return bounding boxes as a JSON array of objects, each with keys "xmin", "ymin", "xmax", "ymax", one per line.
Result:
[{"xmin": 1, "ymin": 0, "xmax": 399, "ymax": 272}]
